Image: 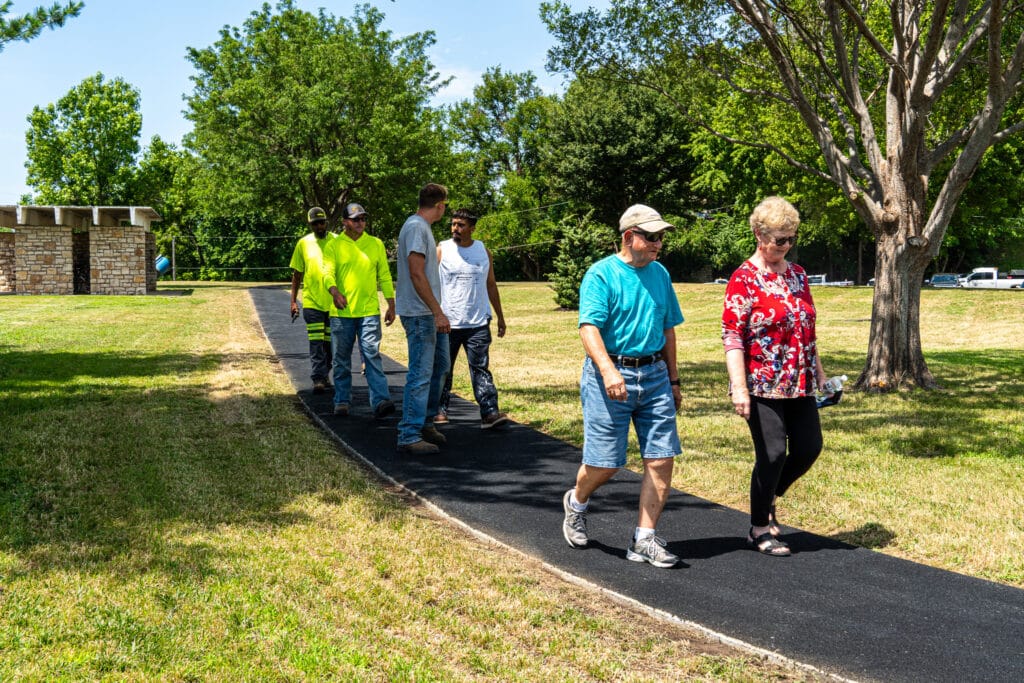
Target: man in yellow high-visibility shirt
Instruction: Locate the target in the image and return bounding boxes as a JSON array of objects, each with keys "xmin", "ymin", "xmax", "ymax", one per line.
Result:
[
  {"xmin": 323, "ymin": 202, "xmax": 396, "ymax": 418},
  {"xmin": 289, "ymin": 207, "xmax": 337, "ymax": 393}
]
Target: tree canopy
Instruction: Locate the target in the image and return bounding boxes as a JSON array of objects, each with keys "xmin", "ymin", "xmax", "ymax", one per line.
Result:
[
  {"xmin": 184, "ymin": 0, "xmax": 451, "ymax": 238},
  {"xmin": 25, "ymin": 72, "xmax": 142, "ymax": 205},
  {"xmin": 0, "ymin": 1, "xmax": 81, "ymax": 51}
]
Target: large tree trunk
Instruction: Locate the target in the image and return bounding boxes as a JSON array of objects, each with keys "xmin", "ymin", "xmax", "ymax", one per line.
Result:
[{"xmin": 858, "ymin": 231, "xmax": 937, "ymax": 391}]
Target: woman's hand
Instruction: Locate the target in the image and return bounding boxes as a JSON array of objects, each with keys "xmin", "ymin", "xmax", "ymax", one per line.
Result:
[{"xmin": 732, "ymin": 387, "xmax": 751, "ymax": 420}]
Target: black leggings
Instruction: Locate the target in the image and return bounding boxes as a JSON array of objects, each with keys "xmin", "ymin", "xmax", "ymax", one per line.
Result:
[{"xmin": 746, "ymin": 396, "xmax": 823, "ymax": 527}]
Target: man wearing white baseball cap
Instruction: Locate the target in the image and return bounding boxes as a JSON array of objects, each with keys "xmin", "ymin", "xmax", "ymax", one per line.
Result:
[{"xmin": 561, "ymin": 204, "xmax": 685, "ymax": 568}]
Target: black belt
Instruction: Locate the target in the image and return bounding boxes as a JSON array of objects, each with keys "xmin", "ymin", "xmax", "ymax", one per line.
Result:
[{"xmin": 609, "ymin": 352, "xmax": 663, "ymax": 368}]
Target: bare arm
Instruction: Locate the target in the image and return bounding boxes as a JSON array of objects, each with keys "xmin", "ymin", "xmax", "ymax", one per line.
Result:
[
  {"xmin": 485, "ymin": 247, "xmax": 506, "ymax": 337},
  {"xmin": 579, "ymin": 323, "xmax": 625, "ymax": 401},
  {"xmin": 290, "ymin": 270, "xmax": 302, "ymax": 316},
  {"xmin": 661, "ymin": 327, "xmax": 682, "ymax": 411},
  {"xmin": 725, "ymin": 348, "xmax": 750, "ymax": 420},
  {"xmin": 408, "ymin": 252, "xmax": 450, "ymax": 333}
]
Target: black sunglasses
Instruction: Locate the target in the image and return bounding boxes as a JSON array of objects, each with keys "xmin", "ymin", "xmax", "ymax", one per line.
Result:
[
  {"xmin": 767, "ymin": 234, "xmax": 797, "ymax": 247},
  {"xmin": 348, "ymin": 216, "xmax": 368, "ymax": 222},
  {"xmin": 631, "ymin": 229, "xmax": 666, "ymax": 243},
  {"xmin": 311, "ymin": 219, "xmax": 327, "ymax": 226}
]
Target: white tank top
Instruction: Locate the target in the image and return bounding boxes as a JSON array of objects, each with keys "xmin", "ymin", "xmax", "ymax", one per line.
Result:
[{"xmin": 439, "ymin": 239, "xmax": 491, "ymax": 329}]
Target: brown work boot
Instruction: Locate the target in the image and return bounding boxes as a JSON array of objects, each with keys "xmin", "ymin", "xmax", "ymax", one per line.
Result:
[
  {"xmin": 481, "ymin": 412, "xmax": 510, "ymax": 429},
  {"xmin": 397, "ymin": 440, "xmax": 440, "ymax": 456},
  {"xmin": 421, "ymin": 425, "xmax": 447, "ymax": 445}
]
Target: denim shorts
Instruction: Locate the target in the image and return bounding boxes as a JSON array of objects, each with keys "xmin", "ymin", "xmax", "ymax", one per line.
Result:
[{"xmin": 580, "ymin": 356, "xmax": 681, "ymax": 468}]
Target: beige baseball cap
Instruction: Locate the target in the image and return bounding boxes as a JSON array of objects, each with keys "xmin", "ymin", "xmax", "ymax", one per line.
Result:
[{"xmin": 618, "ymin": 204, "xmax": 675, "ymax": 233}]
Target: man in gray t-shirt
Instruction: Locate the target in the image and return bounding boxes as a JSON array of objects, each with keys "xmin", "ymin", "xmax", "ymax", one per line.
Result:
[{"xmin": 395, "ymin": 183, "xmax": 451, "ymax": 455}]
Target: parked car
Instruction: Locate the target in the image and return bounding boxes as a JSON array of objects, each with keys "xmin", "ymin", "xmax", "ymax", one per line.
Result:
[{"xmin": 928, "ymin": 273, "xmax": 960, "ymax": 288}]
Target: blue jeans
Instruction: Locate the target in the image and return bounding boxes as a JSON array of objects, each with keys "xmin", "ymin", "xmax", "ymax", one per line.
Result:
[
  {"xmin": 580, "ymin": 356, "xmax": 681, "ymax": 468},
  {"xmin": 330, "ymin": 315, "xmax": 390, "ymax": 409},
  {"xmin": 398, "ymin": 315, "xmax": 450, "ymax": 445},
  {"xmin": 302, "ymin": 307, "xmax": 332, "ymax": 382},
  {"xmin": 439, "ymin": 325, "xmax": 499, "ymax": 418}
]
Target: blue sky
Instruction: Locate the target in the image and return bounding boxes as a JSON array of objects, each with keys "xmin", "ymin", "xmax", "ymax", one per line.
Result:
[{"xmin": 0, "ymin": 0, "xmax": 605, "ymax": 204}]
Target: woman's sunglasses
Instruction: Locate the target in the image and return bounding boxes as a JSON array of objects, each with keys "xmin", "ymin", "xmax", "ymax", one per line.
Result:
[{"xmin": 765, "ymin": 234, "xmax": 797, "ymax": 247}]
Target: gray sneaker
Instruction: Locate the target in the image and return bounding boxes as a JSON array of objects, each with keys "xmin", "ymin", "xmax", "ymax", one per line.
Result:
[
  {"xmin": 562, "ymin": 489, "xmax": 588, "ymax": 548},
  {"xmin": 626, "ymin": 535, "xmax": 679, "ymax": 568},
  {"xmin": 333, "ymin": 402, "xmax": 349, "ymax": 416}
]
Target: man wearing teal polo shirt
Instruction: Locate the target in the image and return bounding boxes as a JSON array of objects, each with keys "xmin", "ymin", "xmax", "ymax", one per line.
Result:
[
  {"xmin": 323, "ymin": 202, "xmax": 396, "ymax": 418},
  {"xmin": 289, "ymin": 206, "xmax": 336, "ymax": 393}
]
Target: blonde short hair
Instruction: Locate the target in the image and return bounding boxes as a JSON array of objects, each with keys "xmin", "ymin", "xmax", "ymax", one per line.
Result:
[{"xmin": 749, "ymin": 196, "xmax": 800, "ymax": 235}]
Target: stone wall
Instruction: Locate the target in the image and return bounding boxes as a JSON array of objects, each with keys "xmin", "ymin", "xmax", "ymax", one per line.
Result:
[
  {"xmin": 90, "ymin": 226, "xmax": 148, "ymax": 295},
  {"xmin": 15, "ymin": 226, "xmax": 74, "ymax": 295},
  {"xmin": 0, "ymin": 232, "xmax": 14, "ymax": 292}
]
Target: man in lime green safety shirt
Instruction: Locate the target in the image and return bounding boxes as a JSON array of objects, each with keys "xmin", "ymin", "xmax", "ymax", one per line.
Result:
[
  {"xmin": 289, "ymin": 206, "xmax": 338, "ymax": 393},
  {"xmin": 323, "ymin": 202, "xmax": 396, "ymax": 419}
]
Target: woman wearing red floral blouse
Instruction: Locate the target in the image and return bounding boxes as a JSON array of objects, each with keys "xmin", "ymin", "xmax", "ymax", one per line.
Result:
[{"xmin": 722, "ymin": 196, "xmax": 829, "ymax": 557}]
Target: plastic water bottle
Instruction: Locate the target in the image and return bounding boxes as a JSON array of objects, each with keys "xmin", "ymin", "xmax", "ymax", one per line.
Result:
[{"xmin": 817, "ymin": 375, "xmax": 848, "ymax": 409}]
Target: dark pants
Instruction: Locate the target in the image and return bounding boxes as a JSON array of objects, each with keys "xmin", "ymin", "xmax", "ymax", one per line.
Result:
[
  {"xmin": 439, "ymin": 324, "xmax": 499, "ymax": 418},
  {"xmin": 746, "ymin": 396, "xmax": 822, "ymax": 527},
  {"xmin": 302, "ymin": 307, "xmax": 332, "ymax": 382}
]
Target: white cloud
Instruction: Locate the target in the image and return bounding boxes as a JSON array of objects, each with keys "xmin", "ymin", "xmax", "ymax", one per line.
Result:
[{"xmin": 432, "ymin": 65, "xmax": 482, "ymax": 105}]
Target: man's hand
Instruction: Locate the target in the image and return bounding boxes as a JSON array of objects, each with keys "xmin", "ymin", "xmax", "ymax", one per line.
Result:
[
  {"xmin": 496, "ymin": 318, "xmax": 506, "ymax": 338},
  {"xmin": 328, "ymin": 286, "xmax": 346, "ymax": 312},
  {"xmin": 384, "ymin": 302, "xmax": 396, "ymax": 327},
  {"xmin": 290, "ymin": 300, "xmax": 299, "ymax": 322},
  {"xmin": 435, "ymin": 311, "xmax": 451, "ymax": 334},
  {"xmin": 603, "ymin": 368, "xmax": 627, "ymax": 401},
  {"xmin": 672, "ymin": 385, "xmax": 682, "ymax": 411}
]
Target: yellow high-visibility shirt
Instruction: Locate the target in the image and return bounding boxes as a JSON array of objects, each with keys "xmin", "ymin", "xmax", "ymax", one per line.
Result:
[{"xmin": 289, "ymin": 232, "xmax": 336, "ymax": 311}]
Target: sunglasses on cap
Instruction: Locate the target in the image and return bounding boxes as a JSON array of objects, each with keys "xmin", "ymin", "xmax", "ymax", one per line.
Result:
[{"xmin": 630, "ymin": 229, "xmax": 666, "ymax": 243}]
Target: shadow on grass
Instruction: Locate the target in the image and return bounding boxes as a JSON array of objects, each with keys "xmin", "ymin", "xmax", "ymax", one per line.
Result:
[
  {"xmin": 0, "ymin": 349, "xmax": 396, "ymax": 582},
  {"xmin": 834, "ymin": 522, "xmax": 896, "ymax": 550}
]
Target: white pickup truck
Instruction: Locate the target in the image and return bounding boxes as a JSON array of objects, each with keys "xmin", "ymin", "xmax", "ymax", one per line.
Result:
[
  {"xmin": 807, "ymin": 274, "xmax": 854, "ymax": 286},
  {"xmin": 960, "ymin": 267, "xmax": 1024, "ymax": 289}
]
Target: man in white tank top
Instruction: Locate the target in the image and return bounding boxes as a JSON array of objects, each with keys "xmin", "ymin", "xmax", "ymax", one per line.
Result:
[{"xmin": 435, "ymin": 208, "xmax": 509, "ymax": 429}]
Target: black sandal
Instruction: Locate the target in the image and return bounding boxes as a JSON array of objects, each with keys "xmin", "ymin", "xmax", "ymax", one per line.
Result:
[
  {"xmin": 768, "ymin": 503, "xmax": 781, "ymax": 538},
  {"xmin": 748, "ymin": 527, "xmax": 791, "ymax": 556}
]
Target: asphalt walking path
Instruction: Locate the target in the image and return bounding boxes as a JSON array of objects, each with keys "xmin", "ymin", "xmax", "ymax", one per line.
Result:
[{"xmin": 250, "ymin": 285, "xmax": 1024, "ymax": 682}]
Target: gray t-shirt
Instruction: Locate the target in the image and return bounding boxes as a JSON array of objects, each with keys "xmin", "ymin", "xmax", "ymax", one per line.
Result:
[{"xmin": 396, "ymin": 213, "xmax": 441, "ymax": 317}]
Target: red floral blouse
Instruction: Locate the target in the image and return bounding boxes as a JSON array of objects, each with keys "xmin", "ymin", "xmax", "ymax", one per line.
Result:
[{"xmin": 721, "ymin": 260, "xmax": 819, "ymax": 398}]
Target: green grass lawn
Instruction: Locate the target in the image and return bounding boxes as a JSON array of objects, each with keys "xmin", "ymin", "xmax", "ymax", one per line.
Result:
[{"xmin": 0, "ymin": 285, "xmax": 794, "ymax": 681}]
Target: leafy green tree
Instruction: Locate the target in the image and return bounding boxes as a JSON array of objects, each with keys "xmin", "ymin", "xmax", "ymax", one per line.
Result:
[
  {"xmin": 25, "ymin": 72, "xmax": 142, "ymax": 204},
  {"xmin": 0, "ymin": 1, "xmax": 81, "ymax": 50},
  {"xmin": 446, "ymin": 68, "xmax": 561, "ymax": 279},
  {"xmin": 184, "ymin": 1, "xmax": 450, "ymax": 240},
  {"xmin": 549, "ymin": 212, "xmax": 617, "ymax": 309},
  {"xmin": 543, "ymin": 1, "xmax": 1024, "ymax": 390},
  {"xmin": 543, "ymin": 76, "xmax": 697, "ymax": 227}
]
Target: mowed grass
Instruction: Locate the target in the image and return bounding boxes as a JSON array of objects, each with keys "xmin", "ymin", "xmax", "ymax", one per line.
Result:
[
  {"xmin": 429, "ymin": 282, "xmax": 1024, "ymax": 586},
  {"xmin": 0, "ymin": 285, "xmax": 795, "ymax": 681}
]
